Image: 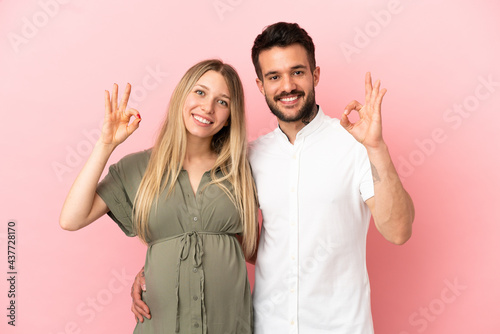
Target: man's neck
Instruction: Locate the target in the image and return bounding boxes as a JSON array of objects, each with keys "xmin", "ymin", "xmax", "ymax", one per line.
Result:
[{"xmin": 278, "ymin": 105, "xmax": 318, "ymax": 145}]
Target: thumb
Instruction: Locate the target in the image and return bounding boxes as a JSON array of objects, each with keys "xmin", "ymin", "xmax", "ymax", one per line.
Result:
[{"xmin": 127, "ymin": 109, "xmax": 141, "ymax": 134}]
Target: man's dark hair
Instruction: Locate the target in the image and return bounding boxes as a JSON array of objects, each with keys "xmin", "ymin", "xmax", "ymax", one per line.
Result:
[{"xmin": 251, "ymin": 22, "xmax": 316, "ymax": 80}]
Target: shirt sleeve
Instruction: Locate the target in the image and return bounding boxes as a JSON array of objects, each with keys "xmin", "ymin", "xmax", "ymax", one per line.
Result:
[
  {"xmin": 357, "ymin": 145, "xmax": 375, "ymax": 202},
  {"xmin": 96, "ymin": 150, "xmax": 150, "ymax": 236}
]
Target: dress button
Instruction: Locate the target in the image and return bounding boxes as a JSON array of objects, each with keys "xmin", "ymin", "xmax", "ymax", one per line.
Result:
[
  {"xmin": 193, "ymin": 268, "xmax": 198, "ymax": 273},
  {"xmin": 193, "ymin": 296, "xmax": 198, "ymax": 301},
  {"xmin": 193, "ymin": 217, "xmax": 198, "ymax": 222},
  {"xmin": 194, "ymin": 323, "xmax": 199, "ymax": 328}
]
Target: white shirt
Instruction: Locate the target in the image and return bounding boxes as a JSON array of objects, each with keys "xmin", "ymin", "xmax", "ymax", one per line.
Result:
[{"xmin": 249, "ymin": 107, "xmax": 375, "ymax": 334}]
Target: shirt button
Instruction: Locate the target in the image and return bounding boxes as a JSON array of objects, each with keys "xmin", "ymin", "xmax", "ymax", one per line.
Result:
[
  {"xmin": 194, "ymin": 323, "xmax": 199, "ymax": 328},
  {"xmin": 193, "ymin": 296, "xmax": 198, "ymax": 301},
  {"xmin": 193, "ymin": 217, "xmax": 198, "ymax": 222},
  {"xmin": 193, "ymin": 268, "xmax": 198, "ymax": 273}
]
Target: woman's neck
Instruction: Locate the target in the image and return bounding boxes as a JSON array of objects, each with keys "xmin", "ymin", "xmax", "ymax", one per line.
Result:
[{"xmin": 184, "ymin": 136, "xmax": 217, "ymax": 165}]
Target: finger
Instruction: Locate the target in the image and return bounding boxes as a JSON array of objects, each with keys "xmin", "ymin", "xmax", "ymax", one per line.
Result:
[
  {"xmin": 125, "ymin": 108, "xmax": 141, "ymax": 120},
  {"xmin": 124, "ymin": 108, "xmax": 141, "ymax": 134},
  {"xmin": 111, "ymin": 83, "xmax": 118, "ymax": 111},
  {"xmin": 374, "ymin": 88, "xmax": 387, "ymax": 119},
  {"xmin": 343, "ymin": 100, "xmax": 363, "ymax": 116},
  {"xmin": 132, "ymin": 294, "xmax": 151, "ymax": 319},
  {"xmin": 340, "ymin": 112, "xmax": 353, "ymax": 130},
  {"xmin": 132, "ymin": 305, "xmax": 144, "ymax": 323},
  {"xmin": 377, "ymin": 88, "xmax": 387, "ymax": 104},
  {"xmin": 127, "ymin": 117, "xmax": 141, "ymax": 135},
  {"xmin": 134, "ymin": 299, "xmax": 151, "ymax": 318},
  {"xmin": 371, "ymin": 79, "xmax": 380, "ymax": 107},
  {"xmin": 131, "ymin": 274, "xmax": 150, "ymax": 317},
  {"xmin": 365, "ymin": 72, "xmax": 372, "ymax": 103},
  {"xmin": 119, "ymin": 83, "xmax": 131, "ymax": 111},
  {"xmin": 104, "ymin": 90, "xmax": 111, "ymax": 116}
]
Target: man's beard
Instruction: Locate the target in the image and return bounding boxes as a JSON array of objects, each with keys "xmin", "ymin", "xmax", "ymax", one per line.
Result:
[{"xmin": 265, "ymin": 89, "xmax": 316, "ymax": 123}]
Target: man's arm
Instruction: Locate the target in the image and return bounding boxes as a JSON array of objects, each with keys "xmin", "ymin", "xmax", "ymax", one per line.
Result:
[
  {"xmin": 131, "ymin": 267, "xmax": 150, "ymax": 322},
  {"xmin": 364, "ymin": 146, "xmax": 414, "ymax": 244},
  {"xmin": 341, "ymin": 72, "xmax": 414, "ymax": 245}
]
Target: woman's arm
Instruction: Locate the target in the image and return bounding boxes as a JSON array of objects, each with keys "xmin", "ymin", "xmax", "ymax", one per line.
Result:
[{"xmin": 59, "ymin": 83, "xmax": 141, "ymax": 231}]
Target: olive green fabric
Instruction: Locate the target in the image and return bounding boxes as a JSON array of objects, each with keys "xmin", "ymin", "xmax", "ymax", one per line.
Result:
[{"xmin": 96, "ymin": 150, "xmax": 253, "ymax": 334}]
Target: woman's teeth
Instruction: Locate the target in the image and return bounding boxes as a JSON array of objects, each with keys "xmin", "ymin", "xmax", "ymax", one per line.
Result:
[{"xmin": 194, "ymin": 115, "xmax": 212, "ymax": 124}]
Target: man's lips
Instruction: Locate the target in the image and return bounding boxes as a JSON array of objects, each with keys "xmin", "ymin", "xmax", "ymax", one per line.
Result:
[{"xmin": 275, "ymin": 91, "xmax": 305, "ymax": 103}]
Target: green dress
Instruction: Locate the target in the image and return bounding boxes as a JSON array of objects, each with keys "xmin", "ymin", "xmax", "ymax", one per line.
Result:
[{"xmin": 96, "ymin": 150, "xmax": 253, "ymax": 334}]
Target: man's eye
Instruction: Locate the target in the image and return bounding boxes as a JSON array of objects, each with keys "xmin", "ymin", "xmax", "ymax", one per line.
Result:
[
  {"xmin": 294, "ymin": 71, "xmax": 303, "ymax": 75},
  {"xmin": 269, "ymin": 76, "xmax": 278, "ymax": 81}
]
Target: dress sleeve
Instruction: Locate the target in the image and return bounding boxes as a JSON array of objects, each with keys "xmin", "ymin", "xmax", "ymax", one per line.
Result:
[{"xmin": 96, "ymin": 150, "xmax": 150, "ymax": 236}]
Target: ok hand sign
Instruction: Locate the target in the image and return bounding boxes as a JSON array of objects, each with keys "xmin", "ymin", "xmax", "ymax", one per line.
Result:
[
  {"xmin": 340, "ymin": 72, "xmax": 387, "ymax": 149},
  {"xmin": 100, "ymin": 83, "xmax": 141, "ymax": 147}
]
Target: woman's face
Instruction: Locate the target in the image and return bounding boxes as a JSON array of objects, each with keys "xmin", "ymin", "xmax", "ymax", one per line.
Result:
[{"xmin": 182, "ymin": 70, "xmax": 231, "ymax": 143}]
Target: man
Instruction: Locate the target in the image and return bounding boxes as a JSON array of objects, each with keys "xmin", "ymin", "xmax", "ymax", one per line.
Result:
[{"xmin": 131, "ymin": 22, "xmax": 414, "ymax": 333}]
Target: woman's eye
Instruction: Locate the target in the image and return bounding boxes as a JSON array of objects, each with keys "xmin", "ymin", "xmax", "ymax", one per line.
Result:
[
  {"xmin": 195, "ymin": 90, "xmax": 204, "ymax": 95},
  {"xmin": 218, "ymin": 100, "xmax": 228, "ymax": 107}
]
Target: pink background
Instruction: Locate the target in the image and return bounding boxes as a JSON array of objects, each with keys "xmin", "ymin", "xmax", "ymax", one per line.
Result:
[{"xmin": 1, "ymin": 0, "xmax": 499, "ymax": 333}]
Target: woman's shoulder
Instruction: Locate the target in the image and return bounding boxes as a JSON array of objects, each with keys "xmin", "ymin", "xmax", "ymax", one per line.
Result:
[{"xmin": 111, "ymin": 148, "xmax": 152, "ymax": 175}]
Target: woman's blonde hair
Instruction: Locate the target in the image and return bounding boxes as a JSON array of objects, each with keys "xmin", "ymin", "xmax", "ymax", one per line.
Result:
[{"xmin": 133, "ymin": 59, "xmax": 258, "ymax": 258}]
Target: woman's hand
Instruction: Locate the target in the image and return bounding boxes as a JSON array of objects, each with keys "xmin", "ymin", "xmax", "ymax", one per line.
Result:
[{"xmin": 100, "ymin": 83, "xmax": 141, "ymax": 147}]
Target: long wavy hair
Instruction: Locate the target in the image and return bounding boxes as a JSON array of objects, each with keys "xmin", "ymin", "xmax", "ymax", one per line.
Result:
[{"xmin": 133, "ymin": 59, "xmax": 258, "ymax": 258}]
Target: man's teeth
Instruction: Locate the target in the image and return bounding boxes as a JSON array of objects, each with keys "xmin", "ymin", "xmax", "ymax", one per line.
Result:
[
  {"xmin": 194, "ymin": 115, "xmax": 212, "ymax": 124},
  {"xmin": 280, "ymin": 96, "xmax": 298, "ymax": 102}
]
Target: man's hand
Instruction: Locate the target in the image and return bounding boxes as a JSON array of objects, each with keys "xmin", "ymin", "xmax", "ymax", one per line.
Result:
[
  {"xmin": 131, "ymin": 267, "xmax": 150, "ymax": 322},
  {"xmin": 340, "ymin": 72, "xmax": 387, "ymax": 150}
]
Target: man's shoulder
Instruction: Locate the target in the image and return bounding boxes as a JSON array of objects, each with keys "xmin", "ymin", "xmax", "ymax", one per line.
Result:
[
  {"xmin": 249, "ymin": 129, "xmax": 279, "ymax": 152},
  {"xmin": 316, "ymin": 112, "xmax": 356, "ymax": 142}
]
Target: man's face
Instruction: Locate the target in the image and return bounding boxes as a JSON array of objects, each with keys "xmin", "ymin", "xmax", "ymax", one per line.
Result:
[{"xmin": 256, "ymin": 44, "xmax": 320, "ymax": 123}]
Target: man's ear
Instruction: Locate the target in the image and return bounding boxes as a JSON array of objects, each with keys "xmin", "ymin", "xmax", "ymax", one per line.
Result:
[
  {"xmin": 256, "ymin": 78, "xmax": 265, "ymax": 96},
  {"xmin": 313, "ymin": 66, "xmax": 320, "ymax": 87}
]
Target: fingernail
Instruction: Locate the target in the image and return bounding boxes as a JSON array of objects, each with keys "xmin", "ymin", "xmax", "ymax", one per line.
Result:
[
  {"xmin": 141, "ymin": 284, "xmax": 146, "ymax": 291},
  {"xmin": 137, "ymin": 113, "xmax": 141, "ymax": 119}
]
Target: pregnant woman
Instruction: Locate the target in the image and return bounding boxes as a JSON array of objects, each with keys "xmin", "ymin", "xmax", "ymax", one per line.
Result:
[{"xmin": 60, "ymin": 59, "xmax": 258, "ymax": 333}]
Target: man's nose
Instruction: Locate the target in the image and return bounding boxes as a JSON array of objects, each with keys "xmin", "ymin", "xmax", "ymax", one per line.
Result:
[{"xmin": 280, "ymin": 74, "xmax": 297, "ymax": 93}]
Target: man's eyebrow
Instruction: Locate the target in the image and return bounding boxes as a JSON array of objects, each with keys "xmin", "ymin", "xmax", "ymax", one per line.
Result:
[
  {"xmin": 291, "ymin": 65, "xmax": 307, "ymax": 71},
  {"xmin": 263, "ymin": 70, "xmax": 278, "ymax": 78},
  {"xmin": 263, "ymin": 65, "xmax": 308, "ymax": 78},
  {"xmin": 195, "ymin": 84, "xmax": 230, "ymax": 99}
]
